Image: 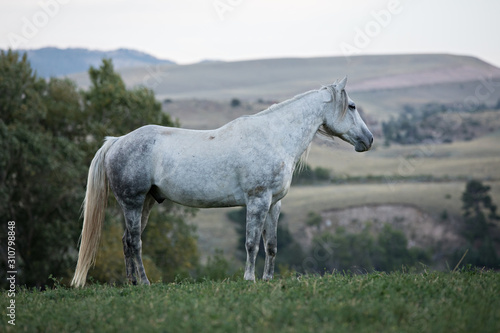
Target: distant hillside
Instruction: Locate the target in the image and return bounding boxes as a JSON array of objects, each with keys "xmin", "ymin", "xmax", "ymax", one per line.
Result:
[
  {"xmin": 13, "ymin": 47, "xmax": 175, "ymax": 78},
  {"xmin": 67, "ymin": 53, "xmax": 500, "ymax": 104},
  {"xmin": 66, "ymin": 53, "xmax": 500, "ymax": 122}
]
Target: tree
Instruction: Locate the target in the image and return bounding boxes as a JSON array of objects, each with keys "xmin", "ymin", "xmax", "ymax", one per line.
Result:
[
  {"xmin": 456, "ymin": 180, "xmax": 500, "ymax": 268},
  {"xmin": 461, "ymin": 180, "xmax": 498, "ymax": 243},
  {"xmin": 462, "ymin": 180, "xmax": 498, "ymax": 221},
  {"xmin": 230, "ymin": 98, "xmax": 241, "ymax": 108},
  {"xmin": 0, "ymin": 50, "xmax": 86, "ymax": 287},
  {"xmin": 375, "ymin": 224, "xmax": 412, "ymax": 271},
  {"xmin": 81, "ymin": 59, "xmax": 177, "ymax": 157}
]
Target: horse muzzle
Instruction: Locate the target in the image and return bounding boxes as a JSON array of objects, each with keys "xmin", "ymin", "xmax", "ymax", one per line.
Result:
[{"xmin": 354, "ymin": 132, "xmax": 374, "ymax": 152}]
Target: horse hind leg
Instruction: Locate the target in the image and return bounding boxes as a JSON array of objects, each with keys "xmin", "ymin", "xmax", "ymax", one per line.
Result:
[
  {"xmin": 122, "ymin": 229, "xmax": 138, "ymax": 284},
  {"xmin": 121, "ymin": 195, "xmax": 154, "ymax": 285}
]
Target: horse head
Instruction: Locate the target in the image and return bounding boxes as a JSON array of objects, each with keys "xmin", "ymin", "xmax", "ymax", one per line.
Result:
[{"xmin": 320, "ymin": 77, "xmax": 373, "ymax": 152}]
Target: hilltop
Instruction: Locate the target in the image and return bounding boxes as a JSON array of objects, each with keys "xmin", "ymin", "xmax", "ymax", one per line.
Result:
[{"xmin": 12, "ymin": 47, "xmax": 175, "ymax": 78}]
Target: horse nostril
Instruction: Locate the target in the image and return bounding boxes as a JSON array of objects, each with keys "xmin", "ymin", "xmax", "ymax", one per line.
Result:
[{"xmin": 369, "ymin": 136, "xmax": 374, "ymax": 145}]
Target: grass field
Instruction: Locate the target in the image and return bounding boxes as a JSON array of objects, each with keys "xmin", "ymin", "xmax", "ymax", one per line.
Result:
[{"xmin": 3, "ymin": 271, "xmax": 499, "ymax": 332}]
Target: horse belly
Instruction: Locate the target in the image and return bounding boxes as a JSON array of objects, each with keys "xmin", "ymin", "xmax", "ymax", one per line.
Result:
[{"xmin": 154, "ymin": 159, "xmax": 245, "ymax": 208}]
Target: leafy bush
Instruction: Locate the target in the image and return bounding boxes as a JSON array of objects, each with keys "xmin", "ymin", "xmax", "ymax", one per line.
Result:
[
  {"xmin": 308, "ymin": 224, "xmax": 430, "ymax": 274},
  {"xmin": 306, "ymin": 211, "xmax": 322, "ymax": 227},
  {"xmin": 230, "ymin": 98, "xmax": 241, "ymax": 107},
  {"xmin": 195, "ymin": 249, "xmax": 231, "ymax": 282}
]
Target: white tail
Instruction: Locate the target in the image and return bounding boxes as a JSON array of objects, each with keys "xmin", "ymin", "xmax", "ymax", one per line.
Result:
[{"xmin": 71, "ymin": 137, "xmax": 118, "ymax": 287}]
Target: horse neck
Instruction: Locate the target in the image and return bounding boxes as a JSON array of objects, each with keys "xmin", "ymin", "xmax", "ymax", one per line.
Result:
[{"xmin": 262, "ymin": 90, "xmax": 325, "ymax": 163}]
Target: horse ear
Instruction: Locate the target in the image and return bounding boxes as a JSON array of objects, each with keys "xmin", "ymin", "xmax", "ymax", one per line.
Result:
[
  {"xmin": 337, "ymin": 76, "xmax": 347, "ymax": 91},
  {"xmin": 320, "ymin": 86, "xmax": 333, "ymax": 102}
]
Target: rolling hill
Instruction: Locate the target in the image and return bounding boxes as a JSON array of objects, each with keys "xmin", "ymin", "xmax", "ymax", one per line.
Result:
[{"xmin": 67, "ymin": 53, "xmax": 500, "ymax": 121}]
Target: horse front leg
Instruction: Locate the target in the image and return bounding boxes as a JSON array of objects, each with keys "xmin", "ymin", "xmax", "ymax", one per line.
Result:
[
  {"xmin": 244, "ymin": 192, "xmax": 272, "ymax": 281},
  {"xmin": 262, "ymin": 201, "xmax": 281, "ymax": 280}
]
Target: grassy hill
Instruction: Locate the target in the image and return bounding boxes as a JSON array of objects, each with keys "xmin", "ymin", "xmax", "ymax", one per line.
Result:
[{"xmin": 4, "ymin": 271, "xmax": 499, "ymax": 333}]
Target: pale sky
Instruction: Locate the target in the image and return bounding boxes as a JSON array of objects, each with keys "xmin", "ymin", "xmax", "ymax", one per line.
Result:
[{"xmin": 1, "ymin": 0, "xmax": 499, "ymax": 67}]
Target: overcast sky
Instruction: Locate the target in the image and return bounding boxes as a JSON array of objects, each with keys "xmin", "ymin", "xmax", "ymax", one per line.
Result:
[{"xmin": 1, "ymin": 0, "xmax": 499, "ymax": 67}]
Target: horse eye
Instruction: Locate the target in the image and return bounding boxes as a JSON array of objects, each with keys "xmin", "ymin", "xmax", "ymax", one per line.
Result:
[{"xmin": 348, "ymin": 103, "xmax": 356, "ymax": 110}]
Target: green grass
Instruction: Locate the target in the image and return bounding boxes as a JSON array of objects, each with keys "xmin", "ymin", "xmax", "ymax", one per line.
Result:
[{"xmin": 3, "ymin": 271, "xmax": 499, "ymax": 332}]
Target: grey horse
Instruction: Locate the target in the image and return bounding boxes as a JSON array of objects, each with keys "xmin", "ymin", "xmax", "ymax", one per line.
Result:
[{"xmin": 71, "ymin": 77, "xmax": 373, "ymax": 287}]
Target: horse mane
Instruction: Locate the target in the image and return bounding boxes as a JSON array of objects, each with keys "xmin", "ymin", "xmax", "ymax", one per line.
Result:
[
  {"xmin": 254, "ymin": 84, "xmax": 349, "ymax": 162},
  {"xmin": 259, "ymin": 85, "xmax": 348, "ymax": 118},
  {"xmin": 255, "ymin": 90, "xmax": 318, "ymax": 116}
]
